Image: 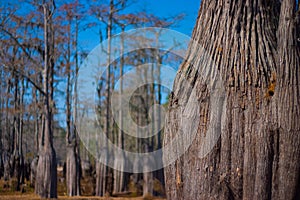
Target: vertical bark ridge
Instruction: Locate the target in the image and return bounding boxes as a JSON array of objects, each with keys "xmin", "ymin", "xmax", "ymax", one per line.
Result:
[
  {"xmin": 276, "ymin": 0, "xmax": 300, "ymax": 199},
  {"xmin": 163, "ymin": 0, "xmax": 296, "ymax": 199}
]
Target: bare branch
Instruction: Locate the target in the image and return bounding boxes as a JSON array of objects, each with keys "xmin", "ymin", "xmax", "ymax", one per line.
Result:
[{"xmin": 2, "ymin": 64, "xmax": 45, "ymax": 96}]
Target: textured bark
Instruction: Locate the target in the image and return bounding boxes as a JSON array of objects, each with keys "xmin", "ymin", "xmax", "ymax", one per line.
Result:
[
  {"xmin": 35, "ymin": 146, "xmax": 57, "ymax": 198},
  {"xmin": 66, "ymin": 144, "xmax": 80, "ymax": 196},
  {"xmin": 95, "ymin": 0, "xmax": 113, "ymax": 196},
  {"xmin": 11, "ymin": 76, "xmax": 25, "ymax": 190},
  {"xmin": 143, "ymin": 154, "xmax": 154, "ymax": 197},
  {"xmin": 164, "ymin": 0, "xmax": 299, "ymax": 199},
  {"xmin": 113, "ymin": 25, "xmax": 125, "ymax": 195},
  {"xmin": 95, "ymin": 160, "xmax": 108, "ymax": 196},
  {"xmin": 30, "ymin": 156, "xmax": 38, "ymax": 186},
  {"xmin": 65, "ymin": 16, "xmax": 81, "ymax": 196},
  {"xmin": 113, "ymin": 151, "xmax": 125, "ymax": 194},
  {"xmin": 275, "ymin": 0, "xmax": 300, "ymax": 199},
  {"xmin": 2, "ymin": 80, "xmax": 11, "ymax": 181},
  {"xmin": 35, "ymin": 2, "xmax": 57, "ymax": 198}
]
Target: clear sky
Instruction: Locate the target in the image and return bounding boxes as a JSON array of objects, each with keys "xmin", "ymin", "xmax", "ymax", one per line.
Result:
[{"xmin": 134, "ymin": 0, "xmax": 200, "ymax": 35}]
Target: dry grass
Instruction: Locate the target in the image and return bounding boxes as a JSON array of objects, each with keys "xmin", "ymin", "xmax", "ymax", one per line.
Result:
[{"xmin": 0, "ymin": 175, "xmax": 165, "ymax": 200}]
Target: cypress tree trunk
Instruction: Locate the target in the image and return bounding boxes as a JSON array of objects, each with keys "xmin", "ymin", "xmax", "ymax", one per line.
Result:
[
  {"xmin": 3, "ymin": 80, "xmax": 11, "ymax": 181},
  {"xmin": 35, "ymin": 1, "xmax": 57, "ymax": 198},
  {"xmin": 95, "ymin": 0, "xmax": 113, "ymax": 196},
  {"xmin": 164, "ymin": 0, "xmax": 299, "ymax": 199},
  {"xmin": 275, "ymin": 0, "xmax": 300, "ymax": 199},
  {"xmin": 113, "ymin": 25, "xmax": 125, "ymax": 195},
  {"xmin": 66, "ymin": 143, "xmax": 80, "ymax": 196},
  {"xmin": 65, "ymin": 15, "xmax": 80, "ymax": 196},
  {"xmin": 96, "ymin": 160, "xmax": 108, "ymax": 196}
]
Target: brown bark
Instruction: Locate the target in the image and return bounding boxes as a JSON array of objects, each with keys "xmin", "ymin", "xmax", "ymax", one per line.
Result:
[
  {"xmin": 65, "ymin": 15, "xmax": 80, "ymax": 196},
  {"xmin": 113, "ymin": 25, "xmax": 125, "ymax": 194},
  {"xmin": 275, "ymin": 0, "xmax": 300, "ymax": 199},
  {"xmin": 66, "ymin": 72, "xmax": 80, "ymax": 197},
  {"xmin": 143, "ymin": 154, "xmax": 154, "ymax": 197},
  {"xmin": 35, "ymin": 1, "xmax": 57, "ymax": 198},
  {"xmin": 2, "ymin": 79, "xmax": 11, "ymax": 181},
  {"xmin": 164, "ymin": 0, "xmax": 299, "ymax": 199},
  {"xmin": 96, "ymin": 160, "xmax": 108, "ymax": 196},
  {"xmin": 66, "ymin": 143, "xmax": 80, "ymax": 196},
  {"xmin": 95, "ymin": 0, "xmax": 113, "ymax": 196}
]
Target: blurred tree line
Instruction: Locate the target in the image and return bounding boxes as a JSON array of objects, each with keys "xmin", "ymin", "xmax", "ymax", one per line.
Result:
[{"xmin": 0, "ymin": 0, "xmax": 183, "ymax": 198}]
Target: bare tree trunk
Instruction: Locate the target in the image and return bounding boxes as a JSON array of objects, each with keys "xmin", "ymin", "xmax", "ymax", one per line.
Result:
[
  {"xmin": 275, "ymin": 1, "xmax": 300, "ymax": 199},
  {"xmin": 74, "ymin": 16, "xmax": 81, "ymax": 196},
  {"xmin": 95, "ymin": 80, "xmax": 106, "ymax": 196},
  {"xmin": 30, "ymin": 85, "xmax": 40, "ymax": 187},
  {"xmin": 18, "ymin": 79, "xmax": 25, "ymax": 185},
  {"xmin": 164, "ymin": 0, "xmax": 299, "ymax": 199},
  {"xmin": 65, "ymin": 15, "xmax": 80, "ymax": 197},
  {"xmin": 66, "ymin": 143, "xmax": 80, "ymax": 196},
  {"xmin": 0, "ymin": 69, "xmax": 3, "ymax": 179},
  {"xmin": 66, "ymin": 73, "xmax": 80, "ymax": 197},
  {"xmin": 12, "ymin": 77, "xmax": 25, "ymax": 191},
  {"xmin": 113, "ymin": 25, "xmax": 125, "ymax": 195},
  {"xmin": 96, "ymin": 0, "xmax": 113, "ymax": 196},
  {"xmin": 143, "ymin": 147, "xmax": 153, "ymax": 197},
  {"xmin": 12, "ymin": 72, "xmax": 21, "ymax": 191},
  {"xmin": 96, "ymin": 160, "xmax": 107, "ymax": 196},
  {"xmin": 132, "ymin": 109, "xmax": 141, "ymax": 186},
  {"xmin": 3, "ymin": 80, "xmax": 11, "ymax": 181},
  {"xmin": 35, "ymin": 2, "xmax": 57, "ymax": 198},
  {"xmin": 142, "ymin": 66, "xmax": 153, "ymax": 197},
  {"xmin": 154, "ymin": 49, "xmax": 164, "ymax": 187}
]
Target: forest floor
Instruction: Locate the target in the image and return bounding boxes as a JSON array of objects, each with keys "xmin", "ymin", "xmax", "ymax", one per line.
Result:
[
  {"xmin": 0, "ymin": 194, "xmax": 166, "ymax": 200},
  {"xmin": 0, "ymin": 190, "xmax": 166, "ymax": 200},
  {"xmin": 0, "ymin": 180, "xmax": 165, "ymax": 200}
]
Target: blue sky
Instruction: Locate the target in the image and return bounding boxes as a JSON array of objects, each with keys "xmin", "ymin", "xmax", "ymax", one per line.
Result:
[{"xmin": 134, "ymin": 0, "xmax": 200, "ymax": 35}]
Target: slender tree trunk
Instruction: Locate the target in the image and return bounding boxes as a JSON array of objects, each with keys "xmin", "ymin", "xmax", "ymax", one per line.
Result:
[
  {"xmin": 18, "ymin": 79, "xmax": 25, "ymax": 185},
  {"xmin": 96, "ymin": 159, "xmax": 107, "ymax": 196},
  {"xmin": 12, "ymin": 72, "xmax": 21, "ymax": 191},
  {"xmin": 95, "ymin": 81, "xmax": 106, "ymax": 196},
  {"xmin": 3, "ymin": 79, "xmax": 11, "ymax": 181},
  {"xmin": 65, "ymin": 16, "xmax": 80, "ymax": 197},
  {"xmin": 30, "ymin": 85, "xmax": 39, "ymax": 187},
  {"xmin": 142, "ymin": 66, "xmax": 153, "ymax": 197},
  {"xmin": 66, "ymin": 66, "xmax": 80, "ymax": 196},
  {"xmin": 96, "ymin": 0, "xmax": 113, "ymax": 196},
  {"xmin": 113, "ymin": 25, "xmax": 125, "ymax": 195},
  {"xmin": 0, "ymin": 69, "xmax": 3, "ymax": 178},
  {"xmin": 164, "ymin": 0, "xmax": 299, "ymax": 199},
  {"xmin": 74, "ymin": 16, "xmax": 81, "ymax": 196},
  {"xmin": 154, "ymin": 49, "xmax": 164, "ymax": 187},
  {"xmin": 66, "ymin": 143, "xmax": 80, "ymax": 196},
  {"xmin": 143, "ymin": 145, "xmax": 153, "ymax": 197},
  {"xmin": 35, "ymin": 2, "xmax": 57, "ymax": 198},
  {"xmin": 12, "ymin": 76, "xmax": 25, "ymax": 191}
]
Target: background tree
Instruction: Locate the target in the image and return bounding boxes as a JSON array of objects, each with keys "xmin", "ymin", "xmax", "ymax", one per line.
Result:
[
  {"xmin": 0, "ymin": 4, "xmax": 44, "ymax": 191},
  {"xmin": 35, "ymin": 1, "xmax": 57, "ymax": 198},
  {"xmin": 57, "ymin": 1, "xmax": 84, "ymax": 196},
  {"xmin": 0, "ymin": 0, "xmax": 185, "ymax": 198},
  {"xmin": 164, "ymin": 0, "xmax": 300, "ymax": 199}
]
